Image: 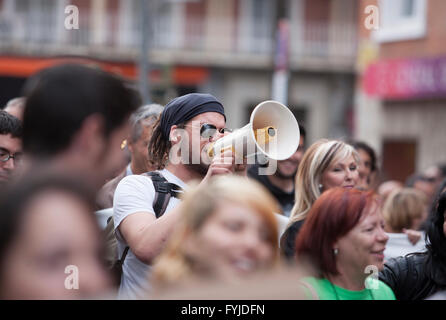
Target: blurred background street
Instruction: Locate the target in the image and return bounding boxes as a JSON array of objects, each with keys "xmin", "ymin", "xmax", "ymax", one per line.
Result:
[{"xmin": 0, "ymin": 0, "xmax": 444, "ymax": 184}]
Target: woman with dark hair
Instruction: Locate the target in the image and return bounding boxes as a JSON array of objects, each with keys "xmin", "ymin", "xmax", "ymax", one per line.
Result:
[
  {"xmin": 350, "ymin": 141, "xmax": 378, "ymax": 190},
  {"xmin": 379, "ymin": 187, "xmax": 446, "ymax": 300},
  {"xmin": 0, "ymin": 174, "xmax": 112, "ymax": 299},
  {"xmin": 296, "ymin": 188, "xmax": 394, "ymax": 300}
]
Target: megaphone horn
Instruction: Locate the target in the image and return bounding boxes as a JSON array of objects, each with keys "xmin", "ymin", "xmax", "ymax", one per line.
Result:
[{"xmin": 207, "ymin": 100, "xmax": 300, "ymax": 161}]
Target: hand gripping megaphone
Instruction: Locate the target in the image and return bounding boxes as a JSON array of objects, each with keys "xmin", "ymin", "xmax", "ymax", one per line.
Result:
[{"xmin": 207, "ymin": 100, "xmax": 300, "ymax": 162}]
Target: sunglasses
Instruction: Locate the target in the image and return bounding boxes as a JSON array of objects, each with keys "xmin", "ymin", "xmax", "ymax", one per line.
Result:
[{"xmin": 185, "ymin": 123, "xmax": 232, "ymax": 139}]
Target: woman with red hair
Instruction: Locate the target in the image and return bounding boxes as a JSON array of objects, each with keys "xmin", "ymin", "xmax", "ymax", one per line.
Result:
[{"xmin": 296, "ymin": 188, "xmax": 395, "ymax": 300}]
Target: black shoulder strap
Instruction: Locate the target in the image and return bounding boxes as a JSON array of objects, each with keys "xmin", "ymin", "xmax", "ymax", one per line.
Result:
[
  {"xmin": 144, "ymin": 171, "xmax": 183, "ymax": 218},
  {"xmin": 118, "ymin": 171, "xmax": 183, "ymax": 265}
]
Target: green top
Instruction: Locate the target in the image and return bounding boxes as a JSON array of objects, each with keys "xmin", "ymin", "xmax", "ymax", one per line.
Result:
[{"xmin": 300, "ymin": 277, "xmax": 396, "ymax": 300}]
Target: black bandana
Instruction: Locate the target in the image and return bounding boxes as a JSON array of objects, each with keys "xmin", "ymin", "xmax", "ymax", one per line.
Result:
[{"xmin": 160, "ymin": 93, "xmax": 226, "ymax": 140}]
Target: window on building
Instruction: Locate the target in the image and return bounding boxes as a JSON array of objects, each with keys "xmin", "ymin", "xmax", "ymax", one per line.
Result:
[
  {"xmin": 374, "ymin": 0, "xmax": 426, "ymax": 43},
  {"xmin": 251, "ymin": 0, "xmax": 274, "ymax": 53},
  {"xmin": 106, "ymin": 0, "xmax": 119, "ymax": 46},
  {"xmin": 184, "ymin": 0, "xmax": 205, "ymax": 50}
]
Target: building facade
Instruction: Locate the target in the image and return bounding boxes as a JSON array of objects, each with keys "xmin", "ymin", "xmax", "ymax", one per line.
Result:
[
  {"xmin": 0, "ymin": 0, "xmax": 358, "ymax": 143},
  {"xmin": 356, "ymin": 0, "xmax": 446, "ymax": 182}
]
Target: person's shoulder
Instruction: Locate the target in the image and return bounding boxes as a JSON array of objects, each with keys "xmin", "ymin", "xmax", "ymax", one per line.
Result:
[
  {"xmin": 366, "ymin": 277, "xmax": 394, "ymax": 294},
  {"xmin": 119, "ymin": 173, "xmax": 155, "ymax": 187},
  {"xmin": 286, "ymin": 219, "xmax": 305, "ymax": 233},
  {"xmin": 385, "ymin": 252, "xmax": 426, "ymax": 269},
  {"xmin": 299, "ymin": 277, "xmax": 323, "ymax": 300},
  {"xmin": 115, "ymin": 174, "xmax": 156, "ymax": 197},
  {"xmin": 374, "ymin": 279, "xmax": 396, "ymax": 300}
]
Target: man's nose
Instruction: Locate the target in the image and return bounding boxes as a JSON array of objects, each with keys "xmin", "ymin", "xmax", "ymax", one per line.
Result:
[
  {"xmin": 210, "ymin": 131, "xmax": 225, "ymax": 142},
  {"xmin": 3, "ymin": 158, "xmax": 14, "ymax": 170}
]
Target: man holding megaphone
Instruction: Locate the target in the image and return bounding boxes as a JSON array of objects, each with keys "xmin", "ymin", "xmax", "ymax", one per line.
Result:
[
  {"xmin": 112, "ymin": 93, "xmax": 300, "ymax": 299},
  {"xmin": 111, "ymin": 93, "xmax": 247, "ymax": 299}
]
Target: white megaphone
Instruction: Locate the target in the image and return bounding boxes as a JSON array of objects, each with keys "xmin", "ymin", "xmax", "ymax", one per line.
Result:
[{"xmin": 207, "ymin": 100, "xmax": 300, "ymax": 162}]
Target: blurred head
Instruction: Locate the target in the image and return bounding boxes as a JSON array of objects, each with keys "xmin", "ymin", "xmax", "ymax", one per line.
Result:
[
  {"xmin": 377, "ymin": 180, "xmax": 404, "ymax": 204},
  {"xmin": 3, "ymin": 97, "xmax": 26, "ymax": 121},
  {"xmin": 295, "ymin": 188, "xmax": 388, "ymax": 279},
  {"xmin": 423, "ymin": 164, "xmax": 446, "ymax": 190},
  {"xmin": 22, "ymin": 63, "xmax": 140, "ymax": 187},
  {"xmin": 0, "ymin": 175, "xmax": 112, "ymax": 299},
  {"xmin": 275, "ymin": 124, "xmax": 306, "ymax": 179},
  {"xmin": 289, "ymin": 139, "xmax": 360, "ymax": 223},
  {"xmin": 0, "ymin": 111, "xmax": 22, "ymax": 183},
  {"xmin": 152, "ymin": 176, "xmax": 279, "ymax": 289},
  {"xmin": 382, "ymin": 188, "xmax": 427, "ymax": 233},
  {"xmin": 350, "ymin": 141, "xmax": 378, "ymax": 190},
  {"xmin": 148, "ymin": 93, "xmax": 226, "ymax": 174},
  {"xmin": 410, "ymin": 175, "xmax": 437, "ymax": 207},
  {"xmin": 128, "ymin": 104, "xmax": 164, "ymax": 174}
]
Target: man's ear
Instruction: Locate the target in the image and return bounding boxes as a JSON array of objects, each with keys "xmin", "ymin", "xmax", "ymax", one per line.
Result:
[
  {"xmin": 170, "ymin": 125, "xmax": 180, "ymax": 144},
  {"xmin": 71, "ymin": 114, "xmax": 105, "ymax": 158}
]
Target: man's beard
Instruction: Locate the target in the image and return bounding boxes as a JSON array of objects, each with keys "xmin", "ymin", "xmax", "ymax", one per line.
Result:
[
  {"xmin": 187, "ymin": 162, "xmax": 209, "ymax": 177},
  {"xmin": 186, "ymin": 150, "xmax": 210, "ymax": 177},
  {"xmin": 274, "ymin": 167, "xmax": 297, "ymax": 180}
]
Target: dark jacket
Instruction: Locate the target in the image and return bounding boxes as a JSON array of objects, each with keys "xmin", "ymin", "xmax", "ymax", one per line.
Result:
[
  {"xmin": 280, "ymin": 219, "xmax": 305, "ymax": 262},
  {"xmin": 247, "ymin": 165, "xmax": 295, "ymax": 217},
  {"xmin": 379, "ymin": 253, "xmax": 446, "ymax": 300}
]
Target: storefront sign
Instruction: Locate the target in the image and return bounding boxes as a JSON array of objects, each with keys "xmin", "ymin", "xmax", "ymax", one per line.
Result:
[{"xmin": 363, "ymin": 56, "xmax": 446, "ymax": 99}]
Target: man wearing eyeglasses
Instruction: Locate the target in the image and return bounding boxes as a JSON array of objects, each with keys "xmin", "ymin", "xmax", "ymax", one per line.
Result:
[
  {"xmin": 0, "ymin": 111, "xmax": 22, "ymax": 183},
  {"xmin": 113, "ymin": 93, "xmax": 246, "ymax": 299}
]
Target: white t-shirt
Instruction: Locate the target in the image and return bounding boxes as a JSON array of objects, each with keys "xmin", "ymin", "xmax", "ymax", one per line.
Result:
[
  {"xmin": 113, "ymin": 169, "xmax": 187, "ymax": 299},
  {"xmin": 384, "ymin": 232, "xmax": 427, "ymax": 263}
]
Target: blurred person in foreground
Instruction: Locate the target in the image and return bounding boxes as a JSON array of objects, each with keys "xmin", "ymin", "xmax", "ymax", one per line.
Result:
[
  {"xmin": 379, "ymin": 187, "xmax": 446, "ymax": 299},
  {"xmin": 248, "ymin": 124, "xmax": 306, "ymax": 217},
  {"xmin": 280, "ymin": 139, "xmax": 360, "ymax": 260},
  {"xmin": 21, "ymin": 63, "xmax": 139, "ymax": 190},
  {"xmin": 96, "ymin": 103, "xmax": 164, "ymax": 210},
  {"xmin": 3, "ymin": 97, "xmax": 25, "ymax": 121},
  {"xmin": 150, "ymin": 175, "xmax": 279, "ymax": 296},
  {"xmin": 382, "ymin": 188, "xmax": 428, "ymax": 261},
  {"xmin": 296, "ymin": 188, "xmax": 394, "ymax": 300},
  {"xmin": 350, "ymin": 141, "xmax": 378, "ymax": 191},
  {"xmin": 113, "ymin": 93, "xmax": 247, "ymax": 299},
  {"xmin": 0, "ymin": 111, "xmax": 22, "ymax": 184},
  {"xmin": 0, "ymin": 174, "xmax": 113, "ymax": 299}
]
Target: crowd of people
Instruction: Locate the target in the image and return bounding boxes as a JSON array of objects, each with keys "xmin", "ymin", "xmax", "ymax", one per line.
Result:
[{"xmin": 0, "ymin": 63, "xmax": 445, "ymax": 300}]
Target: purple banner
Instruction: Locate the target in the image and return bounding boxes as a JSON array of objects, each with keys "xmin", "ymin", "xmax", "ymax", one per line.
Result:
[{"xmin": 364, "ymin": 56, "xmax": 446, "ymax": 100}]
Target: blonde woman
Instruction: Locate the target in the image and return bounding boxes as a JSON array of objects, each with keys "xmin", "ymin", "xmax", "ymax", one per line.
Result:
[
  {"xmin": 382, "ymin": 188, "xmax": 428, "ymax": 261},
  {"xmin": 280, "ymin": 139, "xmax": 360, "ymax": 260},
  {"xmin": 150, "ymin": 175, "xmax": 280, "ymax": 294}
]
